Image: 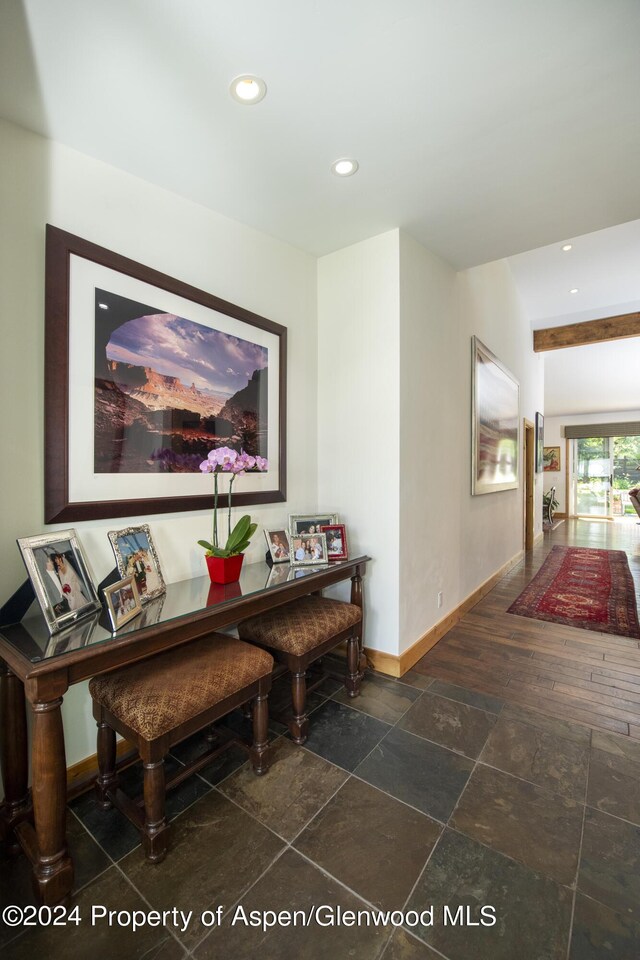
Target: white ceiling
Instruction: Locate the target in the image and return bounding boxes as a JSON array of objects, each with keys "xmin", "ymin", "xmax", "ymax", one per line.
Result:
[
  {"xmin": 508, "ymin": 218, "xmax": 640, "ymax": 327},
  {"xmin": 507, "ymin": 218, "xmax": 640, "ymax": 417},
  {"xmin": 543, "ymin": 339, "xmax": 640, "ymax": 417},
  {"xmin": 1, "ymin": 0, "xmax": 640, "ymax": 268}
]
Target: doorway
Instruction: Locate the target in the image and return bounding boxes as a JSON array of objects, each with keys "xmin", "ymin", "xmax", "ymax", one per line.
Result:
[
  {"xmin": 571, "ymin": 435, "xmax": 640, "ymax": 518},
  {"xmin": 523, "ymin": 419, "xmax": 535, "ymax": 549}
]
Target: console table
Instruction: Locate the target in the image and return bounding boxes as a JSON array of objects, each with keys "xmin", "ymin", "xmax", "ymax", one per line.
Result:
[{"xmin": 0, "ymin": 556, "xmax": 368, "ymax": 904}]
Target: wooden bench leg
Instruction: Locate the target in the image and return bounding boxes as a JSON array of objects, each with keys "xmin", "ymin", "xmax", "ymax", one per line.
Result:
[
  {"xmin": 289, "ymin": 671, "xmax": 309, "ymax": 745},
  {"xmin": 345, "ymin": 634, "xmax": 362, "ymax": 698},
  {"xmin": 250, "ymin": 692, "xmax": 270, "ymax": 775},
  {"xmin": 94, "ymin": 719, "xmax": 117, "ymax": 809},
  {"xmin": 142, "ymin": 759, "xmax": 169, "ymax": 863}
]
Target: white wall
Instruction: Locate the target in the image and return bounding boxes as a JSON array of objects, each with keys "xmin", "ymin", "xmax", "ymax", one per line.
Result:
[
  {"xmin": 544, "ymin": 409, "xmax": 640, "ymax": 514},
  {"xmin": 317, "ymin": 230, "xmax": 401, "ymax": 655},
  {"xmin": 456, "ymin": 260, "xmax": 545, "ymax": 604},
  {"xmin": 317, "ymin": 232, "xmax": 544, "ymax": 660},
  {"xmin": 0, "ymin": 118, "xmax": 317, "ymax": 768},
  {"xmin": 398, "ymin": 244, "xmax": 545, "ymax": 655},
  {"xmin": 398, "ymin": 233, "xmax": 460, "ymax": 650}
]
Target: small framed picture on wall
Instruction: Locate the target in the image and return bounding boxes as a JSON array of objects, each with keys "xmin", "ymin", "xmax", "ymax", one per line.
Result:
[{"xmin": 543, "ymin": 446, "xmax": 561, "ymax": 472}]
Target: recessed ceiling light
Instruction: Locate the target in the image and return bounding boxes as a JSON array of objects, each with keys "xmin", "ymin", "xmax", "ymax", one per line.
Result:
[
  {"xmin": 98, "ymin": 302, "xmax": 109, "ymax": 310},
  {"xmin": 569, "ymin": 288, "xmax": 579, "ymax": 294},
  {"xmin": 331, "ymin": 158, "xmax": 359, "ymax": 177},
  {"xmin": 562, "ymin": 243, "xmax": 573, "ymax": 252},
  {"xmin": 229, "ymin": 75, "xmax": 267, "ymax": 105}
]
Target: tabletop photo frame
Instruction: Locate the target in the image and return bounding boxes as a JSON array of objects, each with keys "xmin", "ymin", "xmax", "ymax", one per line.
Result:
[
  {"xmin": 104, "ymin": 576, "xmax": 142, "ymax": 631},
  {"xmin": 290, "ymin": 532, "xmax": 329, "ymax": 566},
  {"xmin": 108, "ymin": 523, "xmax": 166, "ymax": 604},
  {"xmin": 17, "ymin": 529, "xmax": 101, "ymax": 635}
]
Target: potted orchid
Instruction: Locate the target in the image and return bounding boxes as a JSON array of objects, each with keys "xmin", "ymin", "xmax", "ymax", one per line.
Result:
[{"xmin": 198, "ymin": 446, "xmax": 268, "ymax": 583}]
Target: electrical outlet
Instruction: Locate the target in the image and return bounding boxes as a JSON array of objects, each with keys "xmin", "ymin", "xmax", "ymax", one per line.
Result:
[{"xmin": 437, "ymin": 591, "xmax": 443, "ymax": 609}]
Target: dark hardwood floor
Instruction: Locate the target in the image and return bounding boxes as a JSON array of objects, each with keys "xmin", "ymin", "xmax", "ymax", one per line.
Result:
[{"xmin": 414, "ymin": 518, "xmax": 640, "ymax": 739}]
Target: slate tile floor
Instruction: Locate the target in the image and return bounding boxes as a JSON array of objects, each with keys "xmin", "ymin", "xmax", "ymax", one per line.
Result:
[{"xmin": 2, "ymin": 664, "xmax": 640, "ymax": 959}]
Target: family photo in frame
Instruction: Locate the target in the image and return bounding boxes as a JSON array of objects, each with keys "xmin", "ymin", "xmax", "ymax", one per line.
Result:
[
  {"xmin": 108, "ymin": 523, "xmax": 166, "ymax": 603},
  {"xmin": 104, "ymin": 576, "xmax": 142, "ymax": 631},
  {"xmin": 321, "ymin": 523, "xmax": 348, "ymax": 560},
  {"xmin": 264, "ymin": 529, "xmax": 291, "ymax": 563},
  {"xmin": 291, "ymin": 532, "xmax": 329, "ymax": 566},
  {"xmin": 17, "ymin": 530, "xmax": 101, "ymax": 634}
]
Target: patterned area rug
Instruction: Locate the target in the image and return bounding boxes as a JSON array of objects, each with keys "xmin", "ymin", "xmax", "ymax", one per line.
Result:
[{"xmin": 508, "ymin": 546, "xmax": 640, "ymax": 639}]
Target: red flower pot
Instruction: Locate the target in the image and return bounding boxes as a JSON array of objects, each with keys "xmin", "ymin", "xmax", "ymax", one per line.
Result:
[{"xmin": 205, "ymin": 553, "xmax": 245, "ymax": 584}]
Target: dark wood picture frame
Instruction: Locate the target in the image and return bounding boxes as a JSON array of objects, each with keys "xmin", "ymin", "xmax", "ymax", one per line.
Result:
[{"xmin": 45, "ymin": 225, "xmax": 287, "ymax": 522}]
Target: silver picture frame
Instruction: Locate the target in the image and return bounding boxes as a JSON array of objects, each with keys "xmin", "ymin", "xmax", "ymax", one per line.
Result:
[
  {"xmin": 264, "ymin": 528, "xmax": 291, "ymax": 564},
  {"xmin": 108, "ymin": 523, "xmax": 166, "ymax": 604},
  {"xmin": 290, "ymin": 531, "xmax": 329, "ymax": 567},
  {"xmin": 288, "ymin": 513, "xmax": 338, "ymax": 539},
  {"xmin": 17, "ymin": 529, "xmax": 101, "ymax": 635}
]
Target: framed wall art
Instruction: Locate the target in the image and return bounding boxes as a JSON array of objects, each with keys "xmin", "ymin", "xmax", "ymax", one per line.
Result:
[
  {"xmin": 535, "ymin": 412, "xmax": 545, "ymax": 473},
  {"xmin": 543, "ymin": 445, "xmax": 561, "ymax": 472},
  {"xmin": 17, "ymin": 529, "xmax": 101, "ymax": 634},
  {"xmin": 471, "ymin": 337, "xmax": 520, "ymax": 495},
  {"xmin": 108, "ymin": 523, "xmax": 166, "ymax": 603},
  {"xmin": 44, "ymin": 225, "xmax": 287, "ymax": 522}
]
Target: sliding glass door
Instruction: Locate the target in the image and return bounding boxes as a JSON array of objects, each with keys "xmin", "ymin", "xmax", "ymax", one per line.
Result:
[
  {"xmin": 573, "ymin": 437, "xmax": 613, "ymax": 517},
  {"xmin": 572, "ymin": 435, "xmax": 640, "ymax": 517}
]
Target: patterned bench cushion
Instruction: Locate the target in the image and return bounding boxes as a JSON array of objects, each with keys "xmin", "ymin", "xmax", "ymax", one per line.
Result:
[
  {"xmin": 89, "ymin": 633, "xmax": 273, "ymax": 740},
  {"xmin": 238, "ymin": 595, "xmax": 361, "ymax": 657}
]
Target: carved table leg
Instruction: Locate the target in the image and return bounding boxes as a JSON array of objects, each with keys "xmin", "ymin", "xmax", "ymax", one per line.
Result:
[
  {"xmin": 95, "ymin": 718, "xmax": 117, "ymax": 809},
  {"xmin": 350, "ymin": 569, "xmax": 367, "ymax": 674},
  {"xmin": 250, "ymin": 689, "xmax": 271, "ymax": 775},
  {"xmin": 289, "ymin": 671, "xmax": 309, "ymax": 745},
  {"xmin": 345, "ymin": 634, "xmax": 362, "ymax": 698},
  {"xmin": 31, "ymin": 698, "xmax": 74, "ymax": 904},
  {"xmin": 143, "ymin": 759, "xmax": 168, "ymax": 863},
  {"xmin": 0, "ymin": 663, "xmax": 30, "ymax": 852}
]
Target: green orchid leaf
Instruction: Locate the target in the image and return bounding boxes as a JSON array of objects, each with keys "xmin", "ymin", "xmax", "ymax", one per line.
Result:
[
  {"xmin": 198, "ymin": 540, "xmax": 214, "ymax": 551},
  {"xmin": 225, "ymin": 514, "xmax": 252, "ymax": 551}
]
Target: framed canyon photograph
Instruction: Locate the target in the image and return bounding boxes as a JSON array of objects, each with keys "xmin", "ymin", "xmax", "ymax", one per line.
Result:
[
  {"xmin": 471, "ymin": 337, "xmax": 520, "ymax": 495},
  {"xmin": 44, "ymin": 226, "xmax": 287, "ymax": 522}
]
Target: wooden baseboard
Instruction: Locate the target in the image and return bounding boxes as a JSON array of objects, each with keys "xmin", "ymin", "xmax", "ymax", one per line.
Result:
[
  {"xmin": 365, "ymin": 548, "xmax": 525, "ymax": 678},
  {"xmin": 533, "ymin": 530, "xmax": 544, "ymax": 546},
  {"xmin": 66, "ymin": 738, "xmax": 136, "ymax": 799}
]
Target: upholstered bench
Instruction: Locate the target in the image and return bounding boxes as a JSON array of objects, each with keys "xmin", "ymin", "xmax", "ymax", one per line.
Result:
[
  {"xmin": 238, "ymin": 595, "xmax": 364, "ymax": 744},
  {"xmin": 89, "ymin": 633, "xmax": 273, "ymax": 862}
]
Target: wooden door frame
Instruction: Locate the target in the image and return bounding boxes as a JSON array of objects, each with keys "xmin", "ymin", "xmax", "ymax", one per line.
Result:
[{"xmin": 523, "ymin": 418, "xmax": 535, "ymax": 550}]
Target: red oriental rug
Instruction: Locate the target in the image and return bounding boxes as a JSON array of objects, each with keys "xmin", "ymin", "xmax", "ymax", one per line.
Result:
[{"xmin": 508, "ymin": 546, "xmax": 640, "ymax": 639}]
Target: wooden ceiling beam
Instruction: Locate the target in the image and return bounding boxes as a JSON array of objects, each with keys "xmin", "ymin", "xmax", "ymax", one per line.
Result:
[{"xmin": 533, "ymin": 311, "xmax": 640, "ymax": 352}]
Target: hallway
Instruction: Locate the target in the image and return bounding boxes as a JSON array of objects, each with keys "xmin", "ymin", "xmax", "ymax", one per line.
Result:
[{"xmin": 415, "ymin": 519, "xmax": 640, "ymax": 738}]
